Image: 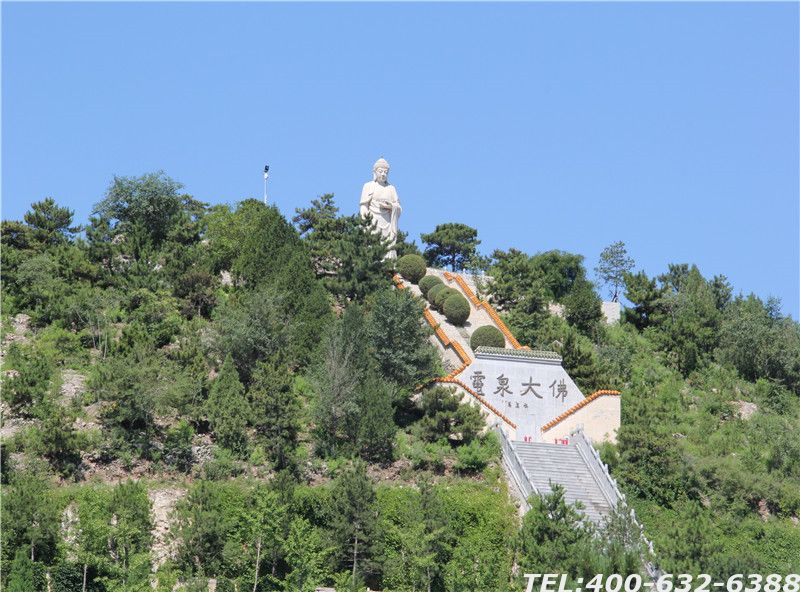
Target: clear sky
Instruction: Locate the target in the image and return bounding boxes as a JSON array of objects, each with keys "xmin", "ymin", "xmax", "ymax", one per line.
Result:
[{"xmin": 3, "ymin": 2, "xmax": 798, "ymax": 317}]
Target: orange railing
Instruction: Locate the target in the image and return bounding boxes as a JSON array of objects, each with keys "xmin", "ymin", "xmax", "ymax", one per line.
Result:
[
  {"xmin": 442, "ymin": 272, "xmax": 526, "ymax": 350},
  {"xmin": 394, "ymin": 275, "xmax": 471, "ymax": 373},
  {"xmin": 394, "ymin": 275, "xmax": 519, "ymax": 427},
  {"xmin": 540, "ymin": 389, "xmax": 621, "ymax": 433}
]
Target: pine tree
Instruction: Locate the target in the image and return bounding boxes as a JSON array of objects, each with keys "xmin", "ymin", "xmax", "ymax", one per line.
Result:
[
  {"xmin": 313, "ymin": 306, "xmax": 369, "ymax": 457},
  {"xmin": 357, "ymin": 374, "xmax": 396, "ymax": 464},
  {"xmin": 366, "ymin": 288, "xmax": 438, "ymax": 395},
  {"xmin": 595, "ymin": 241, "xmax": 635, "ymax": 302},
  {"xmin": 6, "ymin": 546, "xmax": 45, "ymax": 592},
  {"xmin": 421, "ymin": 223, "xmax": 480, "ymax": 271},
  {"xmin": 330, "ymin": 461, "xmax": 378, "ymax": 586},
  {"xmin": 249, "ymin": 360, "xmax": 299, "ymax": 471},
  {"xmin": 206, "ymin": 354, "xmax": 250, "ymax": 455}
]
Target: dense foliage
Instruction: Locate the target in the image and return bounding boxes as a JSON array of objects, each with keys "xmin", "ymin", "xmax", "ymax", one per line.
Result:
[
  {"xmin": 3, "ymin": 175, "xmax": 799, "ymax": 589},
  {"xmin": 488, "ymin": 243, "xmax": 800, "ymax": 574},
  {"xmin": 0, "ymin": 180, "xmax": 507, "ymax": 591}
]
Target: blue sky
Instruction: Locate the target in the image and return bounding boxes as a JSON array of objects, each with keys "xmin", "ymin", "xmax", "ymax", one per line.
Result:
[{"xmin": 3, "ymin": 2, "xmax": 798, "ymax": 317}]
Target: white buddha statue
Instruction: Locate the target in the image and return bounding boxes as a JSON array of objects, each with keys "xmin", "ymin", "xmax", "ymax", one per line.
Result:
[{"xmin": 359, "ymin": 157, "xmax": 402, "ymax": 259}]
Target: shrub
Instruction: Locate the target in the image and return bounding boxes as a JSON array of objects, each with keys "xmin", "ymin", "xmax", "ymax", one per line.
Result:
[
  {"xmin": 397, "ymin": 254, "xmax": 427, "ymax": 284},
  {"xmin": 454, "ymin": 433, "xmax": 500, "ymax": 473},
  {"xmin": 427, "ymin": 283, "xmax": 447, "ymax": 304},
  {"xmin": 408, "ymin": 439, "xmax": 449, "ymax": 472},
  {"xmin": 418, "ymin": 275, "xmax": 443, "ymax": 297},
  {"xmin": 433, "ymin": 287, "xmax": 459, "ymax": 312},
  {"xmin": 164, "ymin": 420, "xmax": 194, "ymax": 473},
  {"xmin": 443, "ymin": 293, "xmax": 470, "ymax": 326},
  {"xmin": 470, "ymin": 325, "xmax": 505, "ymax": 350}
]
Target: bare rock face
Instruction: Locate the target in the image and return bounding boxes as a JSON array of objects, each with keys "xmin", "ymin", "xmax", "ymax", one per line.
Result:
[
  {"xmin": 61, "ymin": 502, "xmax": 80, "ymax": 558},
  {"xmin": 1, "ymin": 313, "xmax": 31, "ymax": 362},
  {"xmin": 60, "ymin": 370, "xmax": 87, "ymax": 402},
  {"xmin": 149, "ymin": 487, "xmax": 186, "ymax": 569},
  {"xmin": 731, "ymin": 400, "xmax": 758, "ymax": 420}
]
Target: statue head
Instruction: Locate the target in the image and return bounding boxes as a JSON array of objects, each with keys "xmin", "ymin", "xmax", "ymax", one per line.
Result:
[{"xmin": 372, "ymin": 157, "xmax": 390, "ymax": 184}]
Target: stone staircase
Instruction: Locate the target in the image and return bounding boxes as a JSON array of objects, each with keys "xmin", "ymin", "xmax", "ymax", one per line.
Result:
[{"xmin": 510, "ymin": 439, "xmax": 614, "ymax": 524}]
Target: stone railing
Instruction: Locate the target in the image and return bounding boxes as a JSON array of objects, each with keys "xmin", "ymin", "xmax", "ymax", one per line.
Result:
[
  {"xmin": 572, "ymin": 428, "xmax": 622, "ymax": 508},
  {"xmin": 442, "ymin": 272, "xmax": 526, "ymax": 350},
  {"xmin": 494, "ymin": 424, "xmax": 537, "ymax": 510}
]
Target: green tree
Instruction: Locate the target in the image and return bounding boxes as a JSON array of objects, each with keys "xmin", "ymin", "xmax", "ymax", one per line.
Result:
[
  {"xmin": 3, "ymin": 462, "xmax": 60, "ymax": 563},
  {"xmin": 93, "ymin": 171, "xmax": 204, "ymax": 247},
  {"xmin": 660, "ymin": 501, "xmax": 721, "ymax": 574},
  {"xmin": 356, "ymin": 374, "xmax": 396, "ymax": 464},
  {"xmin": 293, "ymin": 193, "xmax": 339, "ymax": 240},
  {"xmin": 365, "ymin": 288, "xmax": 438, "ymax": 396},
  {"xmin": 94, "ymin": 350, "xmax": 159, "ymax": 458},
  {"xmin": 249, "ymin": 360, "xmax": 299, "ymax": 471},
  {"xmin": 74, "ymin": 487, "xmax": 115, "ymax": 592},
  {"xmin": 2, "ymin": 344, "xmax": 53, "ymax": 413},
  {"xmin": 206, "ymin": 354, "xmax": 250, "ymax": 455},
  {"xmin": 312, "ymin": 306, "xmax": 369, "ymax": 457},
  {"xmin": 530, "ymin": 250, "xmax": 589, "ymax": 302},
  {"xmin": 242, "ymin": 485, "xmax": 286, "ymax": 592},
  {"xmin": 281, "ymin": 517, "xmax": 333, "ymax": 592},
  {"xmin": 24, "ymin": 197, "xmax": 78, "ymax": 246},
  {"xmin": 6, "ymin": 546, "xmax": 45, "ymax": 592},
  {"xmin": 709, "ymin": 274, "xmax": 733, "ymax": 311},
  {"xmin": 595, "ymin": 241, "xmax": 635, "ymax": 302},
  {"xmin": 107, "ymin": 481, "xmax": 153, "ymax": 584},
  {"xmin": 421, "ymin": 223, "xmax": 480, "ymax": 271},
  {"xmin": 717, "ymin": 295, "xmax": 800, "ymax": 394},
  {"xmin": 623, "ymin": 270, "xmax": 663, "ymax": 331},
  {"xmin": 650, "ymin": 265, "xmax": 721, "ymax": 375},
  {"xmin": 211, "ymin": 286, "xmax": 292, "ymax": 382},
  {"xmin": 517, "ymin": 485, "xmax": 596, "ymax": 579},
  {"xmin": 294, "ymin": 194, "xmax": 390, "ymax": 302},
  {"xmin": 13, "ymin": 253, "xmax": 71, "ymax": 325},
  {"xmin": 416, "ymin": 386, "xmax": 484, "ymax": 446},
  {"xmin": 562, "ymin": 277, "xmax": 603, "ymax": 337},
  {"xmin": 174, "ymin": 481, "xmax": 247, "ymax": 578},
  {"xmin": 163, "ymin": 420, "xmax": 195, "ymax": 473},
  {"xmin": 31, "ymin": 400, "xmax": 82, "ymax": 479},
  {"xmin": 330, "ymin": 461, "xmax": 378, "ymax": 587}
]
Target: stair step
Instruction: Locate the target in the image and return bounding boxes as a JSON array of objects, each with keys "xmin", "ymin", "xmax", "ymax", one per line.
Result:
[{"xmin": 509, "ymin": 440, "xmax": 612, "ymax": 523}]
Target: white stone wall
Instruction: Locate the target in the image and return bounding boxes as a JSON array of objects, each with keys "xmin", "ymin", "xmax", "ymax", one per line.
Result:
[
  {"xmin": 465, "ymin": 351, "xmax": 584, "ymax": 442},
  {"xmin": 601, "ymin": 301, "xmax": 621, "ymax": 325},
  {"xmin": 542, "ymin": 395, "xmax": 620, "ymax": 444}
]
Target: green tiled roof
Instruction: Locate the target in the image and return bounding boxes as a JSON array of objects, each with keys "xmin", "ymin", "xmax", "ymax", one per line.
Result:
[{"xmin": 474, "ymin": 346, "xmax": 562, "ymax": 361}]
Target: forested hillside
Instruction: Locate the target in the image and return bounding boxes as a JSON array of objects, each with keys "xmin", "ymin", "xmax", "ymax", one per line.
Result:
[{"xmin": 2, "ymin": 171, "xmax": 799, "ymax": 591}]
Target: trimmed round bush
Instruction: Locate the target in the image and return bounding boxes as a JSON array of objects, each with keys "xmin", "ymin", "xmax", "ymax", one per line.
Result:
[
  {"xmin": 470, "ymin": 325, "xmax": 506, "ymax": 350},
  {"xmin": 433, "ymin": 287, "xmax": 459, "ymax": 312},
  {"xmin": 443, "ymin": 293, "xmax": 470, "ymax": 326},
  {"xmin": 418, "ymin": 275, "xmax": 443, "ymax": 297},
  {"xmin": 396, "ymin": 254, "xmax": 427, "ymax": 284},
  {"xmin": 427, "ymin": 283, "xmax": 447, "ymax": 304}
]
